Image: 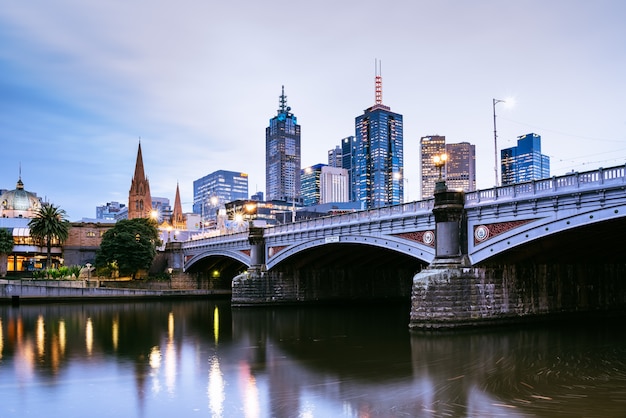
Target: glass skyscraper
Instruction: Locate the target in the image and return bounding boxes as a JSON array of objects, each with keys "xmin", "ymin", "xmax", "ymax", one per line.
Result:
[
  {"xmin": 193, "ymin": 170, "xmax": 249, "ymax": 225},
  {"xmin": 266, "ymin": 86, "xmax": 301, "ymax": 203},
  {"xmin": 501, "ymin": 133, "xmax": 550, "ymax": 185},
  {"xmin": 354, "ymin": 67, "xmax": 403, "ymax": 209}
]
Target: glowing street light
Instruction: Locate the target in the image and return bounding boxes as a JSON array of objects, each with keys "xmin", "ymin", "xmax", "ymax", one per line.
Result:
[{"xmin": 433, "ymin": 152, "xmax": 448, "ymax": 193}]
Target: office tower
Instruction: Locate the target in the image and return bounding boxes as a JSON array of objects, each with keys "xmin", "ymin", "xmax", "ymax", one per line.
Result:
[
  {"xmin": 501, "ymin": 133, "xmax": 550, "ymax": 185},
  {"xmin": 301, "ymin": 164, "xmax": 350, "ymax": 206},
  {"xmin": 193, "ymin": 170, "xmax": 249, "ymax": 227},
  {"xmin": 328, "ymin": 145, "xmax": 342, "ymax": 168},
  {"xmin": 341, "ymin": 136, "xmax": 357, "ymax": 202},
  {"xmin": 266, "ymin": 86, "xmax": 301, "ymax": 203},
  {"xmin": 96, "ymin": 201, "xmax": 126, "ymax": 220},
  {"xmin": 420, "ymin": 135, "xmax": 446, "ymax": 199},
  {"xmin": 354, "ymin": 62, "xmax": 403, "ymax": 209},
  {"xmin": 445, "ymin": 142, "xmax": 476, "ymax": 192},
  {"xmin": 128, "ymin": 141, "xmax": 153, "ymax": 219}
]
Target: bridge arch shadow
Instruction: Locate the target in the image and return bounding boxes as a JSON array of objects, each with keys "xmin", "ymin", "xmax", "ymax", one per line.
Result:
[
  {"xmin": 185, "ymin": 250, "xmax": 249, "ymax": 287},
  {"xmin": 266, "ymin": 234, "xmax": 434, "ymax": 271},
  {"xmin": 474, "ymin": 210, "xmax": 626, "ymax": 265}
]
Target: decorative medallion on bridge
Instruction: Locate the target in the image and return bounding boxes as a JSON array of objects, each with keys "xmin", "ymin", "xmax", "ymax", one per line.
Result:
[
  {"xmin": 474, "ymin": 225, "xmax": 489, "ymax": 242},
  {"xmin": 473, "ymin": 219, "xmax": 537, "ymax": 245},
  {"xmin": 393, "ymin": 231, "xmax": 435, "ymax": 247},
  {"xmin": 268, "ymin": 246, "xmax": 286, "ymax": 258}
]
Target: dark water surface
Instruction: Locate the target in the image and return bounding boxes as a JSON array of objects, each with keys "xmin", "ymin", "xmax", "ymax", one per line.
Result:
[{"xmin": 0, "ymin": 300, "xmax": 625, "ymax": 417}]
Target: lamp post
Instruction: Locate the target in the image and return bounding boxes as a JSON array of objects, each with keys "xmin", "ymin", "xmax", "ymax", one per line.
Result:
[
  {"xmin": 85, "ymin": 262, "xmax": 92, "ymax": 286},
  {"xmin": 493, "ymin": 98, "xmax": 506, "ymax": 187},
  {"xmin": 433, "ymin": 152, "xmax": 448, "ymax": 193}
]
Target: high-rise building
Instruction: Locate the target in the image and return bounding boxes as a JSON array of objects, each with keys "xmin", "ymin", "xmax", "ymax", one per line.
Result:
[
  {"xmin": 354, "ymin": 63, "xmax": 403, "ymax": 209},
  {"xmin": 420, "ymin": 136, "xmax": 477, "ymax": 198},
  {"xmin": 501, "ymin": 133, "xmax": 550, "ymax": 185},
  {"xmin": 128, "ymin": 141, "xmax": 152, "ymax": 219},
  {"xmin": 445, "ymin": 142, "xmax": 476, "ymax": 193},
  {"xmin": 193, "ymin": 170, "xmax": 249, "ymax": 227},
  {"xmin": 301, "ymin": 164, "xmax": 349, "ymax": 206},
  {"xmin": 420, "ymin": 135, "xmax": 446, "ymax": 199},
  {"xmin": 328, "ymin": 145, "xmax": 342, "ymax": 168},
  {"xmin": 266, "ymin": 86, "xmax": 301, "ymax": 204},
  {"xmin": 341, "ymin": 136, "xmax": 357, "ymax": 202},
  {"xmin": 96, "ymin": 201, "xmax": 126, "ymax": 220}
]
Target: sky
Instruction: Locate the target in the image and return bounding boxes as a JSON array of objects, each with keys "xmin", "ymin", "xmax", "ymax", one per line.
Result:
[{"xmin": 1, "ymin": 0, "xmax": 625, "ymax": 221}]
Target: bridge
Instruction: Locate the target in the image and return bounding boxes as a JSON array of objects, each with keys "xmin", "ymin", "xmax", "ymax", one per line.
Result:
[
  {"xmin": 169, "ymin": 165, "xmax": 626, "ymax": 327},
  {"xmin": 180, "ymin": 164, "xmax": 626, "ymax": 270}
]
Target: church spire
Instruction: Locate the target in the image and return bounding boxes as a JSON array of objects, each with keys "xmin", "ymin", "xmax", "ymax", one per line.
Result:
[
  {"xmin": 128, "ymin": 140, "xmax": 153, "ymax": 219},
  {"xmin": 171, "ymin": 182, "xmax": 186, "ymax": 230}
]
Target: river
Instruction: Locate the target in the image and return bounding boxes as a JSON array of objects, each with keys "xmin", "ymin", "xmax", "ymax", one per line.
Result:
[{"xmin": 0, "ymin": 299, "xmax": 624, "ymax": 417}]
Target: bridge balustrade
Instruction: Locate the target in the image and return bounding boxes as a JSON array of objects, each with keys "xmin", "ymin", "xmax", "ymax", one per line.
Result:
[{"xmin": 465, "ymin": 165, "xmax": 626, "ymax": 206}]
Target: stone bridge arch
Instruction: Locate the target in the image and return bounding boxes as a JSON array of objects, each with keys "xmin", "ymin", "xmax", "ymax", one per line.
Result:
[
  {"xmin": 266, "ymin": 234, "xmax": 434, "ymax": 270},
  {"xmin": 185, "ymin": 249, "xmax": 250, "ymax": 272}
]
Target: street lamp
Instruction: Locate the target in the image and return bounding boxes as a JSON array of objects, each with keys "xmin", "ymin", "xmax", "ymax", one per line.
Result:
[
  {"xmin": 433, "ymin": 152, "xmax": 447, "ymax": 193},
  {"xmin": 493, "ymin": 98, "xmax": 507, "ymax": 187},
  {"xmin": 85, "ymin": 263, "xmax": 92, "ymax": 286}
]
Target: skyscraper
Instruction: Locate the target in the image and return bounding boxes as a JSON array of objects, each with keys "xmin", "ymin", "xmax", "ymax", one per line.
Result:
[
  {"xmin": 501, "ymin": 133, "xmax": 550, "ymax": 185},
  {"xmin": 266, "ymin": 86, "xmax": 301, "ymax": 203},
  {"xmin": 301, "ymin": 164, "xmax": 350, "ymax": 206},
  {"xmin": 420, "ymin": 136, "xmax": 477, "ymax": 198},
  {"xmin": 328, "ymin": 145, "xmax": 342, "ymax": 168},
  {"xmin": 193, "ymin": 170, "xmax": 248, "ymax": 227},
  {"xmin": 420, "ymin": 135, "xmax": 446, "ymax": 199},
  {"xmin": 445, "ymin": 142, "xmax": 476, "ymax": 193},
  {"xmin": 354, "ymin": 62, "xmax": 403, "ymax": 209}
]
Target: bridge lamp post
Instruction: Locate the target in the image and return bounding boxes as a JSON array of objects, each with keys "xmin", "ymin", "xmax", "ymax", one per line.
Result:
[
  {"xmin": 493, "ymin": 98, "xmax": 514, "ymax": 187},
  {"xmin": 433, "ymin": 153, "xmax": 448, "ymax": 193}
]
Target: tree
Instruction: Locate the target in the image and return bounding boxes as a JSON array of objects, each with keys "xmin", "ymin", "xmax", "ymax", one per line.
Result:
[
  {"xmin": 0, "ymin": 228, "xmax": 14, "ymax": 278},
  {"xmin": 28, "ymin": 203, "xmax": 71, "ymax": 269},
  {"xmin": 96, "ymin": 218, "xmax": 160, "ymax": 279}
]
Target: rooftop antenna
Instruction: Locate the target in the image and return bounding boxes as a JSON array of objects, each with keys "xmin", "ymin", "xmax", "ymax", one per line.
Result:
[
  {"xmin": 279, "ymin": 85, "xmax": 288, "ymax": 114},
  {"xmin": 375, "ymin": 59, "xmax": 383, "ymax": 105}
]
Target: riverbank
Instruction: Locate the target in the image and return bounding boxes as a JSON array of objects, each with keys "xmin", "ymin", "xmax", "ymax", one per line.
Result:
[{"xmin": 0, "ymin": 279, "xmax": 231, "ymax": 303}]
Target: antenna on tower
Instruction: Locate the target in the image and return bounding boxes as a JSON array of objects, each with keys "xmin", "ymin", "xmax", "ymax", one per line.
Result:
[
  {"xmin": 279, "ymin": 85, "xmax": 288, "ymax": 113},
  {"xmin": 375, "ymin": 58, "xmax": 383, "ymax": 105}
]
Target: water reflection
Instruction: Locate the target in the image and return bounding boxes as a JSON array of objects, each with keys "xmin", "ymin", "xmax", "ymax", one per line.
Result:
[{"xmin": 0, "ymin": 301, "xmax": 624, "ymax": 417}]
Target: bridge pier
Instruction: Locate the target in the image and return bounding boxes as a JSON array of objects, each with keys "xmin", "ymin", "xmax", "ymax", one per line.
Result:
[{"xmin": 410, "ymin": 182, "xmax": 626, "ymax": 329}]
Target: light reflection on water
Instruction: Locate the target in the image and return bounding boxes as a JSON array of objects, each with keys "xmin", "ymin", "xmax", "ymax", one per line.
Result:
[{"xmin": 0, "ymin": 300, "xmax": 624, "ymax": 417}]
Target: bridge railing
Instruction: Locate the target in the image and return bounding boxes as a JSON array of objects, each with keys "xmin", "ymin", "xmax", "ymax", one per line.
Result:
[
  {"xmin": 265, "ymin": 199, "xmax": 434, "ymax": 236},
  {"xmin": 465, "ymin": 164, "xmax": 626, "ymax": 205}
]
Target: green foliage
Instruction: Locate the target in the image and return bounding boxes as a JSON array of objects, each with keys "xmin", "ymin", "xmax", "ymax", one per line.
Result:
[
  {"xmin": 58, "ymin": 266, "xmax": 70, "ymax": 278},
  {"xmin": 0, "ymin": 228, "xmax": 14, "ymax": 255},
  {"xmin": 47, "ymin": 268, "xmax": 62, "ymax": 279},
  {"xmin": 68, "ymin": 265, "xmax": 82, "ymax": 279},
  {"xmin": 96, "ymin": 218, "xmax": 161, "ymax": 279},
  {"xmin": 33, "ymin": 270, "xmax": 46, "ymax": 279},
  {"xmin": 28, "ymin": 203, "xmax": 71, "ymax": 269}
]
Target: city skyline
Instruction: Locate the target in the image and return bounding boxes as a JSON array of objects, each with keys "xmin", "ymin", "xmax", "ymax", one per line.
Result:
[{"xmin": 2, "ymin": 1, "xmax": 625, "ymax": 220}]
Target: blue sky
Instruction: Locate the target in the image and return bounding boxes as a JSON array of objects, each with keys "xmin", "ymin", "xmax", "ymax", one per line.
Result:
[{"xmin": 1, "ymin": 0, "xmax": 625, "ymax": 221}]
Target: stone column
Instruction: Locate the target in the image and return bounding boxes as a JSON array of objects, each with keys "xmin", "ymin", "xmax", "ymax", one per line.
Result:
[
  {"xmin": 432, "ymin": 184, "xmax": 466, "ymax": 265},
  {"xmin": 248, "ymin": 224, "xmax": 266, "ymax": 270},
  {"xmin": 410, "ymin": 181, "xmax": 473, "ymax": 329}
]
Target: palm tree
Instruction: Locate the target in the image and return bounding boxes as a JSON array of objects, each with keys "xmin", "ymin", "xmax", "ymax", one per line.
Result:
[
  {"xmin": 28, "ymin": 203, "xmax": 71, "ymax": 269},
  {"xmin": 0, "ymin": 228, "xmax": 14, "ymax": 278}
]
